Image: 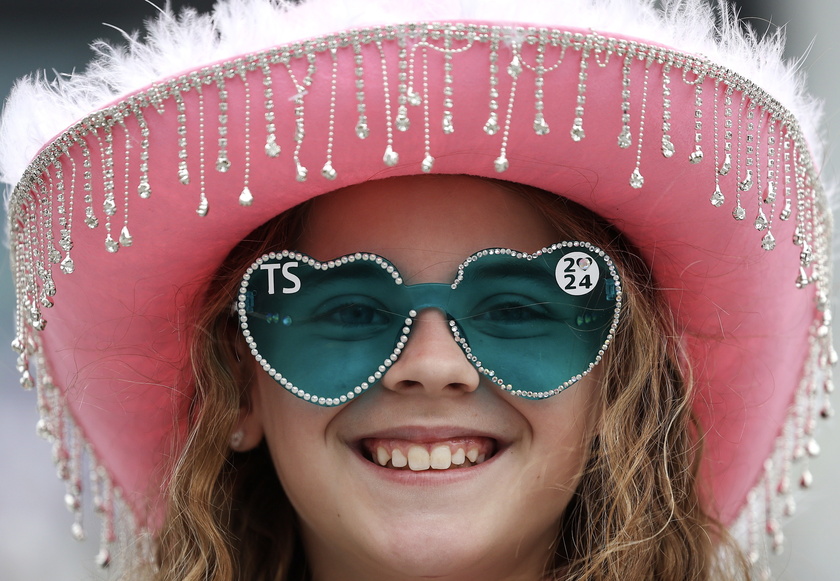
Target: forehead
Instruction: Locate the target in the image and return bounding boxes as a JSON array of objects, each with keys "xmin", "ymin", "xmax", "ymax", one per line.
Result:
[{"xmin": 296, "ymin": 175, "xmax": 559, "ymax": 283}]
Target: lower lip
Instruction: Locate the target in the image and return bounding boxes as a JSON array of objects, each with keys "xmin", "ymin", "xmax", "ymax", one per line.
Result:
[{"xmin": 351, "ymin": 446, "xmax": 504, "ymax": 485}]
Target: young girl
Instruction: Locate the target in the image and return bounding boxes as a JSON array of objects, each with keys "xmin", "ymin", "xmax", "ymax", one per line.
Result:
[
  {"xmin": 1, "ymin": 0, "xmax": 833, "ymax": 579},
  {"xmin": 165, "ymin": 174, "xmax": 728, "ymax": 581}
]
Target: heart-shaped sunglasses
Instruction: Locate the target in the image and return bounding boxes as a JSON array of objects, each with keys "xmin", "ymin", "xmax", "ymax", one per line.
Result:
[{"xmin": 237, "ymin": 241, "xmax": 622, "ymax": 406}]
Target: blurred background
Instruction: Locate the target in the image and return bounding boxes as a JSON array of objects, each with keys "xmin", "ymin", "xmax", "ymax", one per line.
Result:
[{"xmin": 0, "ymin": 1, "xmax": 837, "ymax": 579}]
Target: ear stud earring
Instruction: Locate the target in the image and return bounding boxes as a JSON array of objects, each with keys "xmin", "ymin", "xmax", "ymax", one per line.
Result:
[{"xmin": 230, "ymin": 429, "xmax": 245, "ymax": 450}]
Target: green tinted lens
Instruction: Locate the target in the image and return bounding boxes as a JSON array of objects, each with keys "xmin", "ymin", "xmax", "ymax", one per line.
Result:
[
  {"xmin": 239, "ymin": 252, "xmax": 411, "ymax": 406},
  {"xmin": 238, "ymin": 243, "xmax": 621, "ymax": 406},
  {"xmin": 449, "ymin": 243, "xmax": 620, "ymax": 399}
]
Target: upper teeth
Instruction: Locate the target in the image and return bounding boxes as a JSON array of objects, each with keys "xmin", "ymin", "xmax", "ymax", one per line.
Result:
[{"xmin": 372, "ymin": 442, "xmax": 488, "ymax": 471}]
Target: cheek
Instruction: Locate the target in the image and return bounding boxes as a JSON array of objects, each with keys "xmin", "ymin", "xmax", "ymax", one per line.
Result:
[
  {"xmin": 254, "ymin": 375, "xmax": 335, "ymax": 499},
  {"xmin": 516, "ymin": 379, "xmax": 602, "ymax": 493}
]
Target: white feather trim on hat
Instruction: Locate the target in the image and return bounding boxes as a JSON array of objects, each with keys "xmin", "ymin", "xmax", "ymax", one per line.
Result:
[{"xmin": 0, "ymin": 0, "xmax": 825, "ymax": 189}]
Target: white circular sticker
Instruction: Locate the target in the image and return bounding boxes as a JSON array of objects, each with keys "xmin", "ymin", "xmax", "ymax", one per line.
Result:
[{"xmin": 555, "ymin": 251, "xmax": 600, "ymax": 296}]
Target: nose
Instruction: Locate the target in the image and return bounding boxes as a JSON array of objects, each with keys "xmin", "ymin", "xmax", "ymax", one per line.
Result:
[{"xmin": 380, "ymin": 309, "xmax": 481, "ymax": 396}]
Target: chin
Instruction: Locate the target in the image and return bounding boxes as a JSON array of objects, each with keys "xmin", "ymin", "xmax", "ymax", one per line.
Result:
[{"xmin": 306, "ymin": 507, "xmax": 559, "ymax": 581}]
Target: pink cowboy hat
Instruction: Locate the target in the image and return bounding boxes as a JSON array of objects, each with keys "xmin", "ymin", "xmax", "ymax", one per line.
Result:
[{"xmin": 0, "ymin": 0, "xmax": 832, "ymax": 566}]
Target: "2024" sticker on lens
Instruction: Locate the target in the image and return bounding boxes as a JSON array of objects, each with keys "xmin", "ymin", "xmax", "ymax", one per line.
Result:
[{"xmin": 555, "ymin": 252, "xmax": 600, "ymax": 296}]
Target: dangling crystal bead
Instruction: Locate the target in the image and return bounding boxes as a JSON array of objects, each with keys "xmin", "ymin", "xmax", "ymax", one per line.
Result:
[
  {"xmin": 494, "ymin": 155, "xmax": 509, "ymax": 173},
  {"xmin": 383, "ymin": 145, "xmax": 399, "ymax": 166},
  {"xmin": 763, "ymin": 182, "xmax": 777, "ymax": 204},
  {"xmin": 355, "ymin": 118, "xmax": 370, "ymax": 139},
  {"xmin": 65, "ymin": 492, "xmax": 81, "ymax": 512},
  {"xmin": 570, "ymin": 120, "xmax": 585, "ymax": 142},
  {"xmin": 71, "ymin": 522, "xmax": 85, "ymax": 542},
  {"xmin": 793, "ymin": 225, "xmax": 805, "ymax": 246},
  {"xmin": 48, "ymin": 249, "xmax": 61, "ymax": 264},
  {"xmin": 484, "ymin": 113, "xmax": 500, "ymax": 135},
  {"xmin": 20, "ymin": 369, "xmax": 33, "ymax": 390},
  {"xmin": 119, "ymin": 226, "xmax": 133, "ymax": 247},
  {"xmin": 54, "ymin": 451, "xmax": 70, "ymax": 480},
  {"xmin": 85, "ymin": 212, "xmax": 99, "ymax": 229},
  {"xmin": 761, "ymin": 231, "xmax": 776, "ymax": 251},
  {"xmin": 321, "ymin": 162, "xmax": 337, "ymax": 180},
  {"xmin": 60, "ymin": 254, "xmax": 75, "ymax": 274},
  {"xmin": 796, "ymin": 266, "xmax": 809, "ymax": 288},
  {"xmin": 442, "ymin": 111, "xmax": 454, "ymax": 135},
  {"xmin": 754, "ymin": 209, "xmax": 769, "ymax": 231},
  {"xmin": 421, "ymin": 154, "xmax": 435, "ymax": 173},
  {"xmin": 507, "ymin": 55, "xmax": 522, "ymax": 78},
  {"xmin": 59, "ymin": 234, "xmax": 72, "ymax": 252},
  {"xmin": 265, "ymin": 135, "xmax": 281, "ymax": 157},
  {"xmin": 93, "ymin": 491, "xmax": 105, "ymax": 514},
  {"xmin": 800, "ymin": 469, "xmax": 814, "ymax": 488},
  {"xmin": 718, "ymin": 152, "xmax": 732, "ymax": 175},
  {"xmin": 617, "ymin": 127, "xmax": 631, "ymax": 149},
  {"xmin": 629, "ymin": 168, "xmax": 644, "ymax": 189},
  {"xmin": 138, "ymin": 180, "xmax": 151, "ymax": 199},
  {"xmin": 710, "ymin": 187, "xmax": 725, "ymax": 207},
  {"xmin": 783, "ymin": 495, "xmax": 797, "ymax": 517},
  {"xmin": 732, "ymin": 204, "xmax": 746, "ymax": 221},
  {"xmin": 778, "ymin": 475, "xmax": 791, "ymax": 495},
  {"xmin": 396, "ymin": 106, "xmax": 410, "ymax": 131},
  {"xmin": 36, "ymin": 418, "xmax": 52, "ymax": 440},
  {"xmin": 296, "ymin": 162, "xmax": 308, "ymax": 182},
  {"xmin": 10, "ymin": 337, "xmax": 24, "ymax": 354},
  {"xmin": 407, "ymin": 90, "xmax": 422, "ymax": 106},
  {"xmin": 178, "ymin": 161, "xmax": 190, "ymax": 185},
  {"xmin": 31, "ymin": 315, "xmax": 46, "ymax": 332},
  {"xmin": 216, "ymin": 155, "xmax": 231, "ymax": 173},
  {"xmin": 533, "ymin": 115, "xmax": 550, "ymax": 136},
  {"xmin": 780, "ymin": 199, "xmax": 792, "ymax": 220},
  {"xmin": 800, "ymin": 244, "xmax": 812, "ymax": 265},
  {"xmin": 29, "ymin": 305, "xmax": 43, "ymax": 331},
  {"xmin": 661, "ymin": 137, "xmax": 675, "ymax": 158},
  {"xmin": 738, "ymin": 170, "xmax": 753, "ymax": 191},
  {"xmin": 105, "ymin": 236, "xmax": 119, "ymax": 254},
  {"xmin": 103, "ymin": 198, "xmax": 117, "ymax": 216},
  {"xmin": 95, "ymin": 548, "xmax": 111, "ymax": 569},
  {"xmin": 772, "ymin": 532, "xmax": 785, "ymax": 555},
  {"xmin": 196, "ymin": 197, "xmax": 209, "ymax": 217},
  {"xmin": 807, "ymin": 438, "xmax": 821, "ymax": 457},
  {"xmin": 239, "ymin": 187, "xmax": 254, "ymax": 206},
  {"xmin": 689, "ymin": 148, "xmax": 703, "ymax": 164}
]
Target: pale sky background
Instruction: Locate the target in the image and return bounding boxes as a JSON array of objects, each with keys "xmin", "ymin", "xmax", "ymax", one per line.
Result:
[{"xmin": 0, "ymin": 1, "xmax": 837, "ymax": 580}]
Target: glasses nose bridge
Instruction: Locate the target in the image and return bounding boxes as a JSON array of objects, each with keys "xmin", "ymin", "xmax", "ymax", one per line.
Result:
[
  {"xmin": 404, "ymin": 282, "xmax": 457, "ymax": 320},
  {"xmin": 381, "ymin": 281, "xmax": 481, "ymax": 394}
]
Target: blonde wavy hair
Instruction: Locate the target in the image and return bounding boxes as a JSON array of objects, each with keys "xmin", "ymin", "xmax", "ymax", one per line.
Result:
[{"xmin": 148, "ymin": 178, "xmax": 750, "ymax": 581}]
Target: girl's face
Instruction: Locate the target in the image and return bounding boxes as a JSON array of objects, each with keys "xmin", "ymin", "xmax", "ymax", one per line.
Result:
[{"xmin": 245, "ymin": 176, "xmax": 603, "ymax": 581}]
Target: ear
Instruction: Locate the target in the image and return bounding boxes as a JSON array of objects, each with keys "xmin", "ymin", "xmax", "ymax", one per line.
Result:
[
  {"xmin": 229, "ymin": 386, "xmax": 266, "ymax": 452},
  {"xmin": 229, "ymin": 339, "xmax": 265, "ymax": 453}
]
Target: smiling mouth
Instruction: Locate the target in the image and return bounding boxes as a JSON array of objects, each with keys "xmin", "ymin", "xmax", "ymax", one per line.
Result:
[{"xmin": 359, "ymin": 437, "xmax": 498, "ymax": 471}]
